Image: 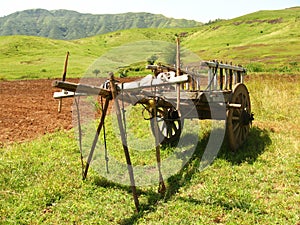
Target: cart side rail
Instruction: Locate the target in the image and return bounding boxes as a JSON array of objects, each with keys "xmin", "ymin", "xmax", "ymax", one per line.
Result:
[{"xmin": 181, "ymin": 61, "xmax": 247, "ymax": 92}]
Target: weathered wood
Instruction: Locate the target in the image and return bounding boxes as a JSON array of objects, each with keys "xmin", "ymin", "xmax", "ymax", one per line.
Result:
[
  {"xmin": 146, "ymin": 64, "xmax": 196, "ymax": 77},
  {"xmin": 58, "ymin": 51, "xmax": 70, "ymax": 113},
  {"xmin": 109, "ymin": 73, "xmax": 140, "ymax": 212},
  {"xmin": 83, "ymin": 98, "xmax": 110, "ymax": 180},
  {"xmin": 121, "ymin": 74, "xmax": 189, "ymax": 90},
  {"xmin": 220, "ymin": 66, "xmax": 224, "ymax": 90},
  {"xmin": 237, "ymin": 71, "xmax": 241, "ymax": 83},
  {"xmin": 176, "ymin": 37, "xmax": 181, "ymax": 112},
  {"xmin": 53, "ymin": 90, "xmax": 84, "ymax": 99},
  {"xmin": 201, "ymin": 61, "xmax": 246, "ymax": 72},
  {"xmin": 227, "ymin": 103, "xmax": 242, "ymax": 108},
  {"xmin": 229, "ymin": 68, "xmax": 233, "ymax": 90},
  {"xmin": 52, "ymin": 80, "xmax": 111, "ymax": 98}
]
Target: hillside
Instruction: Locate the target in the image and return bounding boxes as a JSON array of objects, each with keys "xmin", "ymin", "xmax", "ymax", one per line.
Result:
[
  {"xmin": 0, "ymin": 9, "xmax": 202, "ymax": 40},
  {"xmin": 184, "ymin": 7, "xmax": 300, "ymax": 72},
  {"xmin": 0, "ymin": 7, "xmax": 299, "ymax": 80}
]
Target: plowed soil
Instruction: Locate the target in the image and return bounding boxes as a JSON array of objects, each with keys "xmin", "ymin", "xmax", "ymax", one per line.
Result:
[
  {"xmin": 0, "ymin": 78, "xmax": 138, "ymax": 146},
  {"xmin": 0, "ymin": 79, "xmax": 79, "ymax": 145}
]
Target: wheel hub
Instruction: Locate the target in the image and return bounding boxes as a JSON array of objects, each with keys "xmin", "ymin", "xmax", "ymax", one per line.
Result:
[{"xmin": 241, "ymin": 109, "xmax": 254, "ymax": 126}]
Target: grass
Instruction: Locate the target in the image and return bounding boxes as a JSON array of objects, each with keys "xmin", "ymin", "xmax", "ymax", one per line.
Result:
[
  {"xmin": 1, "ymin": 7, "xmax": 300, "ymax": 224},
  {"xmin": 184, "ymin": 8, "xmax": 300, "ymax": 73},
  {"xmin": 1, "ymin": 74, "xmax": 299, "ymax": 224},
  {"xmin": 1, "ymin": 7, "xmax": 300, "ymax": 80}
]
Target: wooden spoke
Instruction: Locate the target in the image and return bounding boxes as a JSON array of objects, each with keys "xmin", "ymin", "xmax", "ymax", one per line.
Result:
[
  {"xmin": 233, "ymin": 122, "xmax": 240, "ymax": 133},
  {"xmin": 151, "ymin": 105, "xmax": 182, "ymax": 145},
  {"xmin": 232, "ymin": 116, "xmax": 240, "ymax": 121}
]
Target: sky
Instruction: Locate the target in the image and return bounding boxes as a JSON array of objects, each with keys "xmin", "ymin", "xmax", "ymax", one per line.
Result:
[{"xmin": 0, "ymin": 0, "xmax": 299, "ymax": 22}]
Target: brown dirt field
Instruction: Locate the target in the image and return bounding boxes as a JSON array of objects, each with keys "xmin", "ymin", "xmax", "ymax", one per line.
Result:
[
  {"xmin": 0, "ymin": 79, "xmax": 79, "ymax": 145},
  {"xmin": 0, "ymin": 77, "xmax": 136, "ymax": 146}
]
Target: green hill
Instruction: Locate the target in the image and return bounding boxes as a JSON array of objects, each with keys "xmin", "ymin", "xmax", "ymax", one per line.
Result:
[
  {"xmin": 184, "ymin": 7, "xmax": 300, "ymax": 73},
  {"xmin": 0, "ymin": 28, "xmax": 198, "ymax": 80},
  {"xmin": 0, "ymin": 7, "xmax": 299, "ymax": 80},
  {"xmin": 0, "ymin": 9, "xmax": 202, "ymax": 40}
]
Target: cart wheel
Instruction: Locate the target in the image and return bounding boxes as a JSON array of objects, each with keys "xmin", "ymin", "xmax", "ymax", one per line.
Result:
[
  {"xmin": 227, "ymin": 83, "xmax": 253, "ymax": 151},
  {"xmin": 150, "ymin": 106, "xmax": 182, "ymax": 145}
]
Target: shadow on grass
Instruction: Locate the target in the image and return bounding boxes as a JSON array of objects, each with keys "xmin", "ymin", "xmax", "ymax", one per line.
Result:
[
  {"xmin": 94, "ymin": 126, "xmax": 271, "ymax": 224},
  {"xmin": 218, "ymin": 126, "xmax": 272, "ymax": 165}
]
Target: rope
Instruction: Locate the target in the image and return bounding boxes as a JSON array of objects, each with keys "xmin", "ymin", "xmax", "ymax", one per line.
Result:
[{"xmin": 74, "ymin": 96, "xmax": 85, "ymax": 179}]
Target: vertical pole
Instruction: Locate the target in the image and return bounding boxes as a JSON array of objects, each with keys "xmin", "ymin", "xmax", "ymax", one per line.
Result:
[
  {"xmin": 62, "ymin": 52, "xmax": 70, "ymax": 82},
  {"xmin": 234, "ymin": 71, "xmax": 237, "ymax": 85},
  {"xmin": 208, "ymin": 67, "xmax": 212, "ymax": 92},
  {"xmin": 213, "ymin": 64, "xmax": 218, "ymax": 91},
  {"xmin": 153, "ymin": 101, "xmax": 166, "ymax": 194},
  {"xmin": 197, "ymin": 70, "xmax": 201, "ymax": 90},
  {"xmin": 237, "ymin": 71, "xmax": 241, "ymax": 83},
  {"xmin": 58, "ymin": 51, "xmax": 70, "ymax": 113},
  {"xmin": 109, "ymin": 73, "xmax": 140, "ymax": 212},
  {"xmin": 176, "ymin": 37, "xmax": 181, "ymax": 111},
  {"xmin": 192, "ymin": 75, "xmax": 195, "ymax": 91},
  {"xmin": 229, "ymin": 62, "xmax": 233, "ymax": 90},
  {"xmin": 191, "ymin": 69, "xmax": 195, "ymax": 91},
  {"xmin": 224, "ymin": 68, "xmax": 228, "ymax": 90},
  {"xmin": 220, "ymin": 64, "xmax": 224, "ymax": 90},
  {"xmin": 241, "ymin": 71, "xmax": 244, "ymax": 84}
]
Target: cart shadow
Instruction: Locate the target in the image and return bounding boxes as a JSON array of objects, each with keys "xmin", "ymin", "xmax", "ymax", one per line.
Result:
[
  {"xmin": 218, "ymin": 126, "xmax": 272, "ymax": 165},
  {"xmin": 111, "ymin": 126, "xmax": 271, "ymax": 224}
]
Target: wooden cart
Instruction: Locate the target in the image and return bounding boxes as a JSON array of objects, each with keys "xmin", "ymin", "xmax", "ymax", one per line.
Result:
[
  {"xmin": 54, "ymin": 60, "xmax": 253, "ymax": 150},
  {"xmin": 53, "ymin": 44, "xmax": 254, "ymax": 211}
]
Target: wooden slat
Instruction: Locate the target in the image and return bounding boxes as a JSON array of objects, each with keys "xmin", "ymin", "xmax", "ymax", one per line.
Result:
[{"xmin": 201, "ymin": 61, "xmax": 246, "ymax": 72}]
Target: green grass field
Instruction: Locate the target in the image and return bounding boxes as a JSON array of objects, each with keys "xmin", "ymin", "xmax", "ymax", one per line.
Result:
[
  {"xmin": 1, "ymin": 7, "xmax": 300, "ymax": 224},
  {"xmin": 1, "ymin": 74, "xmax": 299, "ymax": 224}
]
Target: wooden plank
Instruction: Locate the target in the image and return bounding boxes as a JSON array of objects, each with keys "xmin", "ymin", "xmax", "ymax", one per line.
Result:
[
  {"xmin": 53, "ymin": 90, "xmax": 87, "ymax": 99},
  {"xmin": 121, "ymin": 74, "xmax": 189, "ymax": 90},
  {"xmin": 202, "ymin": 61, "xmax": 246, "ymax": 72},
  {"xmin": 52, "ymin": 80, "xmax": 111, "ymax": 98}
]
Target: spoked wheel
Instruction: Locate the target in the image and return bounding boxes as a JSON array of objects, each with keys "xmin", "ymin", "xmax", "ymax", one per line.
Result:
[
  {"xmin": 150, "ymin": 106, "xmax": 183, "ymax": 145},
  {"xmin": 227, "ymin": 83, "xmax": 253, "ymax": 151}
]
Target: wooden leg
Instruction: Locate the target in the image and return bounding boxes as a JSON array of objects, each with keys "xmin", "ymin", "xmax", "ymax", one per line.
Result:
[
  {"xmin": 83, "ymin": 98, "xmax": 110, "ymax": 180},
  {"xmin": 153, "ymin": 101, "xmax": 166, "ymax": 194},
  {"xmin": 109, "ymin": 74, "xmax": 140, "ymax": 212}
]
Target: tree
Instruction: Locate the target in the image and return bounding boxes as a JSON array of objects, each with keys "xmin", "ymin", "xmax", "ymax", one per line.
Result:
[
  {"xmin": 92, "ymin": 69, "xmax": 100, "ymax": 77},
  {"xmin": 147, "ymin": 55, "xmax": 158, "ymax": 65}
]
